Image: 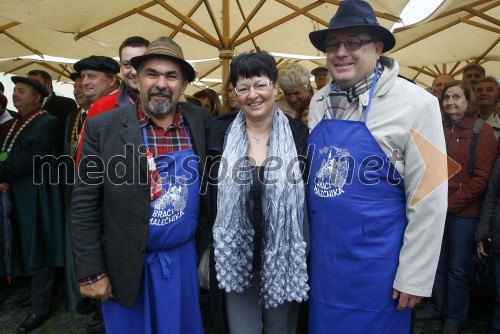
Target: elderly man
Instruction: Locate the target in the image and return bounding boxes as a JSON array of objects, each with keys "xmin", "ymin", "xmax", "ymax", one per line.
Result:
[
  {"xmin": 311, "ymin": 66, "xmax": 330, "ymax": 90},
  {"xmin": 307, "ymin": 0, "xmax": 448, "ymax": 333},
  {"xmin": 476, "ymin": 77, "xmax": 500, "ymax": 137},
  {"xmin": 71, "ymin": 36, "xmax": 211, "ymax": 333},
  {"xmin": 0, "ymin": 77, "xmax": 64, "ymax": 333},
  {"xmin": 431, "ymin": 73, "xmax": 455, "ymax": 100},
  {"xmin": 277, "ymin": 63, "xmax": 312, "ymax": 118},
  {"xmin": 462, "ymin": 64, "xmax": 485, "ymax": 87},
  {"xmin": 72, "ymin": 55, "xmax": 120, "ymax": 162}
]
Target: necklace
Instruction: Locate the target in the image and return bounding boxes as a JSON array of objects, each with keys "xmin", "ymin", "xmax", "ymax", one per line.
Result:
[
  {"xmin": 0, "ymin": 109, "xmax": 45, "ymax": 162},
  {"xmin": 247, "ymin": 131, "xmax": 270, "ymax": 144}
]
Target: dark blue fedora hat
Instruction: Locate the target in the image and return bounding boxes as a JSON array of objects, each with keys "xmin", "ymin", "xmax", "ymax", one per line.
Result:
[{"xmin": 309, "ymin": 0, "xmax": 395, "ymax": 53}]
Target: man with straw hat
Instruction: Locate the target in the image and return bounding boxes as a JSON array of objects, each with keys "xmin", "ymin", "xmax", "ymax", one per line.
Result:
[{"xmin": 307, "ymin": 0, "xmax": 448, "ymax": 332}]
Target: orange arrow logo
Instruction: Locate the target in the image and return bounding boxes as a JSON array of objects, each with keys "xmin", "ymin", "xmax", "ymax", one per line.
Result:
[{"xmin": 409, "ymin": 128, "xmax": 460, "ymax": 208}]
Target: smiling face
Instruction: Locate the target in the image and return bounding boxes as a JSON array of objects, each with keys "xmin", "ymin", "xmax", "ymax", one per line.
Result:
[
  {"xmin": 81, "ymin": 70, "xmax": 116, "ymax": 103},
  {"xmin": 325, "ymin": 28, "xmax": 383, "ymax": 90},
  {"xmin": 12, "ymin": 83, "xmax": 42, "ymax": 116},
  {"xmin": 138, "ymin": 57, "xmax": 187, "ymax": 118},
  {"xmin": 120, "ymin": 45, "xmax": 148, "ymax": 91},
  {"xmin": 442, "ymin": 85, "xmax": 469, "ymax": 122},
  {"xmin": 431, "ymin": 74, "xmax": 454, "ymax": 99},
  {"xmin": 73, "ymin": 77, "xmax": 91, "ymax": 110},
  {"xmin": 235, "ymin": 75, "xmax": 277, "ymax": 122},
  {"xmin": 474, "ymin": 81, "xmax": 499, "ymax": 107}
]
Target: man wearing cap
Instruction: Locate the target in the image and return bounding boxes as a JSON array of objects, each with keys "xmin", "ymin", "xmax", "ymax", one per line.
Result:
[
  {"xmin": 307, "ymin": 0, "xmax": 447, "ymax": 333},
  {"xmin": 311, "ymin": 66, "xmax": 330, "ymax": 90},
  {"xmin": 0, "ymin": 76, "xmax": 64, "ymax": 333},
  {"xmin": 72, "ymin": 55, "xmax": 120, "ymax": 163},
  {"xmin": 71, "ymin": 36, "xmax": 211, "ymax": 333}
]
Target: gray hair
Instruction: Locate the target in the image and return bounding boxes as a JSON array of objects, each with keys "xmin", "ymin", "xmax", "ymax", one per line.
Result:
[{"xmin": 277, "ymin": 63, "xmax": 310, "ymax": 91}]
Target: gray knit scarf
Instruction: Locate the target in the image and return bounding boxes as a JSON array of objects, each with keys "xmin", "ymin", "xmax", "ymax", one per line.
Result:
[{"xmin": 213, "ymin": 108, "xmax": 309, "ymax": 308}]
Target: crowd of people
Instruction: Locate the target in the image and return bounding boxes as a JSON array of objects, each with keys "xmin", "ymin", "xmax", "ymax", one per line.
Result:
[{"xmin": 0, "ymin": 0, "xmax": 499, "ymax": 333}]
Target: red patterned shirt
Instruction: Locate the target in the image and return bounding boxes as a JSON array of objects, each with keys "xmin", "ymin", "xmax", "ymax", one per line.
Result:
[{"xmin": 137, "ymin": 102, "xmax": 191, "ymax": 157}]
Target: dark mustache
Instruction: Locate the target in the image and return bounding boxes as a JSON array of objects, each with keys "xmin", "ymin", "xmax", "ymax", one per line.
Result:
[{"xmin": 148, "ymin": 88, "xmax": 172, "ymax": 100}]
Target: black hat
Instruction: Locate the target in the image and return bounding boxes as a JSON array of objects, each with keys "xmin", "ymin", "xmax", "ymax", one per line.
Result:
[
  {"xmin": 311, "ymin": 66, "xmax": 328, "ymax": 76},
  {"xmin": 309, "ymin": 0, "xmax": 395, "ymax": 53},
  {"xmin": 130, "ymin": 37, "xmax": 196, "ymax": 82},
  {"xmin": 11, "ymin": 76, "xmax": 49, "ymax": 97},
  {"xmin": 69, "ymin": 72, "xmax": 81, "ymax": 82},
  {"xmin": 73, "ymin": 55, "xmax": 120, "ymax": 74}
]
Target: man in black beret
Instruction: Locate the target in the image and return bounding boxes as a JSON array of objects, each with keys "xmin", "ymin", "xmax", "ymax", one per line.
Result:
[
  {"xmin": 1, "ymin": 76, "xmax": 64, "ymax": 333},
  {"xmin": 73, "ymin": 55, "xmax": 120, "ymax": 105}
]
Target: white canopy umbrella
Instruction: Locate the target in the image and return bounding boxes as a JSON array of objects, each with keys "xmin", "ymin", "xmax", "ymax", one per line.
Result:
[
  {"xmin": 0, "ymin": 0, "xmax": 408, "ymax": 92},
  {"xmin": 389, "ymin": 0, "xmax": 500, "ymax": 86}
]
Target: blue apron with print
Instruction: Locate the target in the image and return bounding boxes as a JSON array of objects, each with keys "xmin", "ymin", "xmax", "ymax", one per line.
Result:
[
  {"xmin": 307, "ymin": 80, "xmax": 410, "ymax": 333},
  {"xmin": 102, "ymin": 128, "xmax": 203, "ymax": 334}
]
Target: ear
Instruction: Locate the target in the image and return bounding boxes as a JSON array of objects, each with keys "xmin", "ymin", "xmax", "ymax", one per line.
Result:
[
  {"xmin": 374, "ymin": 41, "xmax": 384, "ymax": 58},
  {"xmin": 181, "ymin": 80, "xmax": 188, "ymax": 94}
]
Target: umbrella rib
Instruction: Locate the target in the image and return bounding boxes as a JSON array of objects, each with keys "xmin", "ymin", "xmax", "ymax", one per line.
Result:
[
  {"xmin": 462, "ymin": 5, "xmax": 500, "ymax": 26},
  {"xmin": 74, "ymin": 1, "xmax": 157, "ymax": 41},
  {"xmin": 234, "ymin": 2, "xmax": 323, "ymax": 46},
  {"xmin": 170, "ymin": 0, "xmax": 204, "ymax": 40},
  {"xmin": 230, "ymin": 0, "xmax": 266, "ymax": 47},
  {"xmin": 137, "ymin": 10, "xmax": 217, "ymax": 47},
  {"xmin": 460, "ymin": 18, "xmax": 500, "ymax": 34},
  {"xmin": 474, "ymin": 36, "xmax": 500, "ymax": 63},
  {"xmin": 431, "ymin": 0, "xmax": 498, "ymax": 22},
  {"xmin": 275, "ymin": 0, "xmax": 328, "ymax": 26},
  {"xmin": 2, "ymin": 31, "xmax": 44, "ymax": 58},
  {"xmin": 197, "ymin": 63, "xmax": 222, "ymax": 81},
  {"xmin": 5, "ymin": 61, "xmax": 36, "ymax": 75},
  {"xmin": 0, "ymin": 22, "xmax": 20, "ymax": 32},
  {"xmin": 154, "ymin": 0, "xmax": 219, "ymax": 47},
  {"xmin": 203, "ymin": 0, "xmax": 223, "ymax": 44}
]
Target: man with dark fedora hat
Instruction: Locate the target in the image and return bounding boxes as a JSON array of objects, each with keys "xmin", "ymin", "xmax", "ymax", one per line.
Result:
[
  {"xmin": 71, "ymin": 36, "xmax": 211, "ymax": 333},
  {"xmin": 306, "ymin": 1, "xmax": 447, "ymax": 333},
  {"xmin": 1, "ymin": 76, "xmax": 64, "ymax": 333}
]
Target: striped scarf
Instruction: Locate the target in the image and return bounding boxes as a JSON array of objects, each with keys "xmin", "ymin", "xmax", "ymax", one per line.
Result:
[{"xmin": 326, "ymin": 63, "xmax": 383, "ymax": 119}]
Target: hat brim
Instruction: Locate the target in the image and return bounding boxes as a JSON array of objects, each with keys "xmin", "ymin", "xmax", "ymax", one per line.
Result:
[
  {"xmin": 11, "ymin": 76, "xmax": 49, "ymax": 97},
  {"xmin": 309, "ymin": 24, "xmax": 395, "ymax": 53},
  {"xmin": 131, "ymin": 54, "xmax": 196, "ymax": 83}
]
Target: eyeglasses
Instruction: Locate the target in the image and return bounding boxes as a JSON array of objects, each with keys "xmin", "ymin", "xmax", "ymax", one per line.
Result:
[
  {"xmin": 234, "ymin": 80, "xmax": 273, "ymax": 96},
  {"xmin": 325, "ymin": 38, "xmax": 378, "ymax": 53}
]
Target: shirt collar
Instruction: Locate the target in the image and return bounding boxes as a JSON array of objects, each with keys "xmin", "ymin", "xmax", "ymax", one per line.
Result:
[{"xmin": 137, "ymin": 101, "xmax": 184, "ymax": 129}]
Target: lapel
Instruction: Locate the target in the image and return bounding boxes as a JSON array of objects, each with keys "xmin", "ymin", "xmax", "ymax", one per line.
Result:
[{"xmin": 118, "ymin": 105, "xmax": 148, "ymax": 177}]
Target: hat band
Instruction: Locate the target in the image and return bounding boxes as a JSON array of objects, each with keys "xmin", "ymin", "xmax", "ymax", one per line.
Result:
[{"xmin": 145, "ymin": 46, "xmax": 184, "ymax": 60}]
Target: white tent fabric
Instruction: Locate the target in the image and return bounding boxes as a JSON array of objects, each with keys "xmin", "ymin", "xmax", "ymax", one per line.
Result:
[
  {"xmin": 389, "ymin": 0, "xmax": 499, "ymax": 86},
  {"xmin": 0, "ymin": 0, "xmax": 407, "ymax": 92}
]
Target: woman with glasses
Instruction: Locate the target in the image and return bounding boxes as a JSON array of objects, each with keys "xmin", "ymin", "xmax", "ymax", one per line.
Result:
[
  {"xmin": 416, "ymin": 81, "xmax": 497, "ymax": 333},
  {"xmin": 204, "ymin": 50, "xmax": 309, "ymax": 334}
]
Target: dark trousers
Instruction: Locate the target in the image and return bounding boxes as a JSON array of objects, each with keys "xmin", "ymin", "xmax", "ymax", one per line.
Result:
[{"xmin": 31, "ymin": 268, "xmax": 54, "ymax": 315}]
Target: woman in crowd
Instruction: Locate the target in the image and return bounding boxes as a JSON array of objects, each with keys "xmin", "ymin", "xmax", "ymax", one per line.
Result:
[
  {"xmin": 417, "ymin": 81, "xmax": 497, "ymax": 333},
  {"xmin": 205, "ymin": 50, "xmax": 309, "ymax": 334},
  {"xmin": 222, "ymin": 79, "xmax": 239, "ymax": 113},
  {"xmin": 194, "ymin": 87, "xmax": 222, "ymax": 116}
]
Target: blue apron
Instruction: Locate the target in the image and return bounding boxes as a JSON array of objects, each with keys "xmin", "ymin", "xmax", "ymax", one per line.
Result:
[
  {"xmin": 102, "ymin": 127, "xmax": 203, "ymax": 334},
  {"xmin": 307, "ymin": 76, "xmax": 410, "ymax": 333}
]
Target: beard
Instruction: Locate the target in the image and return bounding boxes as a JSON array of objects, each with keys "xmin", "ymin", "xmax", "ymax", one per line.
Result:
[{"xmin": 147, "ymin": 87, "xmax": 173, "ymax": 115}]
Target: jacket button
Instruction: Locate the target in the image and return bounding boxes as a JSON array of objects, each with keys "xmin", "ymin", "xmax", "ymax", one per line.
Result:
[
  {"xmin": 138, "ymin": 248, "xmax": 145, "ymax": 255},
  {"xmin": 142, "ymin": 217, "xmax": 148, "ymax": 224}
]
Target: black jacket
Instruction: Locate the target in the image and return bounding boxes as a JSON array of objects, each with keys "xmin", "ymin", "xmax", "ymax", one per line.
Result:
[
  {"xmin": 476, "ymin": 157, "xmax": 500, "ymax": 254},
  {"xmin": 202, "ymin": 111, "xmax": 309, "ymax": 333}
]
